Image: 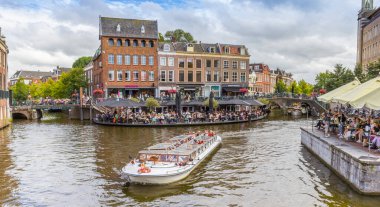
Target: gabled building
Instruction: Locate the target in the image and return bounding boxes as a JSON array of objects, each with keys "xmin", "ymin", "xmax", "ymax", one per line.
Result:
[
  {"xmin": 158, "ymin": 42, "xmax": 250, "ymax": 97},
  {"xmin": 249, "ymin": 63, "xmax": 271, "ymax": 94},
  {"xmin": 92, "ymin": 16, "xmax": 159, "ymax": 98},
  {"xmin": 52, "ymin": 66, "xmax": 71, "ymax": 80}
]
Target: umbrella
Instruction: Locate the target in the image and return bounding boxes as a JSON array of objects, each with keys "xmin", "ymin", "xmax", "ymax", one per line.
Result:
[
  {"xmin": 317, "ymin": 78, "xmax": 361, "ymax": 103},
  {"xmin": 209, "ymin": 91, "xmax": 214, "ymax": 113}
]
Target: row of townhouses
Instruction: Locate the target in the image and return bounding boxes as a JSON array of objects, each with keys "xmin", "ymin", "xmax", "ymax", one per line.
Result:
[
  {"xmin": 85, "ymin": 16, "xmax": 293, "ymax": 98},
  {"xmin": 0, "ymin": 27, "xmax": 10, "ymax": 129}
]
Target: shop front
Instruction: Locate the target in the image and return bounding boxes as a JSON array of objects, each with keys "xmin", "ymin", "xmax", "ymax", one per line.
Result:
[
  {"xmin": 177, "ymin": 84, "xmax": 204, "ymax": 98},
  {"xmin": 107, "ymin": 85, "xmax": 155, "ymax": 99},
  {"xmin": 204, "ymin": 85, "xmax": 221, "ymax": 97},
  {"xmin": 221, "ymin": 84, "xmax": 248, "ymax": 96}
]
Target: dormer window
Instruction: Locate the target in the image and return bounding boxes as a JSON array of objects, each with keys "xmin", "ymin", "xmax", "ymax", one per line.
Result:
[
  {"xmin": 224, "ymin": 46, "xmax": 230, "ymax": 54},
  {"xmin": 116, "ymin": 24, "xmax": 121, "ymax": 32},
  {"xmin": 209, "ymin": 47, "xmax": 215, "ymax": 53},
  {"xmin": 239, "ymin": 47, "xmax": 245, "ymax": 55},
  {"xmin": 187, "ymin": 43, "xmax": 194, "ymax": 52},
  {"xmin": 141, "ymin": 25, "xmax": 145, "ymax": 34},
  {"xmin": 163, "ymin": 44, "xmax": 170, "ymax": 52}
]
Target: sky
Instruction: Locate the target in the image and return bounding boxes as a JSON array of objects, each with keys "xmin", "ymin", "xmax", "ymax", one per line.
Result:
[{"xmin": 0, "ymin": 0, "xmax": 371, "ymax": 83}]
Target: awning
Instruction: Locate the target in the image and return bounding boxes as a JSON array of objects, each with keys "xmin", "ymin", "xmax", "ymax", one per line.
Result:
[
  {"xmin": 222, "ymin": 87, "xmax": 241, "ymax": 92},
  {"xmin": 317, "ymin": 78, "xmax": 361, "ymax": 103}
]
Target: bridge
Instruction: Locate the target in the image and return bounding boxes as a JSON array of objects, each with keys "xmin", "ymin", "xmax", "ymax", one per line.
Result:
[
  {"xmin": 267, "ymin": 95, "xmax": 327, "ymax": 116},
  {"xmin": 10, "ymin": 104, "xmax": 76, "ymax": 120}
]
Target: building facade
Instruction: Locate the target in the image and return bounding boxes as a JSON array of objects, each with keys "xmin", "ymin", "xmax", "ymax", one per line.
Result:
[
  {"xmin": 158, "ymin": 42, "xmax": 250, "ymax": 97},
  {"xmin": 84, "ymin": 62, "xmax": 93, "ymax": 96},
  {"xmin": 92, "ymin": 17, "xmax": 158, "ymax": 98},
  {"xmin": 0, "ymin": 28, "xmax": 9, "ymax": 129},
  {"xmin": 9, "ymin": 70, "xmax": 52, "ymax": 86},
  {"xmin": 249, "ymin": 63, "xmax": 271, "ymax": 94},
  {"xmin": 52, "ymin": 66, "xmax": 71, "ymax": 81},
  {"xmin": 357, "ymin": 0, "xmax": 380, "ymax": 71}
]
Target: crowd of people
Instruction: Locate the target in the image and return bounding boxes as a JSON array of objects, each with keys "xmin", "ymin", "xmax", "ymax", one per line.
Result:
[
  {"xmin": 315, "ymin": 108, "xmax": 380, "ymax": 149},
  {"xmin": 96, "ymin": 108, "xmax": 267, "ymax": 125}
]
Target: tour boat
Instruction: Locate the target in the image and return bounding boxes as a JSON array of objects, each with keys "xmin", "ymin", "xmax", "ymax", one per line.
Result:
[{"xmin": 121, "ymin": 132, "xmax": 222, "ymax": 185}]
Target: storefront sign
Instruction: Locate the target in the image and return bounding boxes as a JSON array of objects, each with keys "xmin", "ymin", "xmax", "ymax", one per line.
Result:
[{"xmin": 125, "ymin": 85, "xmax": 139, "ymax": 88}]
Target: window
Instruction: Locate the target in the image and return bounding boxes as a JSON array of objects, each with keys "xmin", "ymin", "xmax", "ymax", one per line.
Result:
[
  {"xmin": 179, "ymin": 58, "xmax": 185, "ymax": 68},
  {"xmin": 117, "ymin": 70, "xmax": 122, "ymax": 81},
  {"xmin": 125, "ymin": 71, "xmax": 130, "ymax": 81},
  {"xmin": 149, "ymin": 71, "xmax": 154, "ymax": 81},
  {"xmin": 108, "ymin": 54, "xmax": 114, "ymax": 64},
  {"xmin": 149, "ymin": 40, "xmax": 154, "ymax": 47},
  {"xmin": 196, "ymin": 71, "xmax": 202, "ymax": 82},
  {"xmin": 240, "ymin": 61, "xmax": 246, "ymax": 69},
  {"xmin": 133, "ymin": 71, "xmax": 139, "ymax": 81},
  {"xmin": 160, "ymin": 70, "xmax": 166, "ymax": 82},
  {"xmin": 108, "ymin": 70, "xmax": 114, "ymax": 81},
  {"xmin": 196, "ymin": 59, "xmax": 202, "ymax": 68},
  {"xmin": 117, "ymin": 55, "xmax": 122, "ymax": 65},
  {"xmin": 117, "ymin": 39, "xmax": 122, "ymax": 46},
  {"xmin": 125, "ymin": 39, "xmax": 130, "ymax": 47},
  {"xmin": 224, "ymin": 46, "xmax": 230, "ymax": 54},
  {"xmin": 209, "ymin": 47, "xmax": 215, "ymax": 53},
  {"xmin": 160, "ymin": 57, "xmax": 167, "ymax": 66},
  {"xmin": 141, "ymin": 71, "xmax": 146, "ymax": 81},
  {"xmin": 232, "ymin": 61, "xmax": 238, "ymax": 69},
  {"xmin": 206, "ymin": 71, "xmax": 211, "ymax": 82},
  {"xmin": 223, "ymin": 60, "xmax": 229, "ymax": 68},
  {"xmin": 133, "ymin": 40, "xmax": 138, "ymax": 47},
  {"xmin": 213, "ymin": 71, "xmax": 219, "ymax": 82},
  {"xmin": 187, "ymin": 58, "xmax": 193, "ymax": 68},
  {"xmin": 168, "ymin": 57, "xmax": 174, "ymax": 66},
  {"xmin": 188, "ymin": 71, "xmax": 193, "ymax": 82},
  {"xmin": 240, "ymin": 72, "xmax": 246, "ymax": 82},
  {"xmin": 179, "ymin": 71, "xmax": 184, "ymax": 82},
  {"xmin": 149, "ymin": 56, "xmax": 154, "ymax": 66},
  {"xmin": 125, "ymin": 55, "xmax": 131, "ymax": 65},
  {"xmin": 141, "ymin": 40, "xmax": 146, "ymax": 47},
  {"xmin": 214, "ymin": 60, "xmax": 219, "ymax": 68},
  {"xmin": 254, "ymin": 65, "xmax": 259, "ymax": 70},
  {"xmin": 168, "ymin": 71, "xmax": 174, "ymax": 82},
  {"xmin": 141, "ymin": 56, "xmax": 146, "ymax": 65},
  {"xmin": 133, "ymin": 55, "xmax": 138, "ymax": 65},
  {"xmin": 232, "ymin": 72, "xmax": 237, "ymax": 82},
  {"xmin": 223, "ymin": 71, "xmax": 229, "ymax": 82},
  {"xmin": 108, "ymin": 38, "xmax": 114, "ymax": 46},
  {"xmin": 164, "ymin": 44, "xmax": 170, "ymax": 52},
  {"xmin": 206, "ymin": 60, "xmax": 211, "ymax": 68}
]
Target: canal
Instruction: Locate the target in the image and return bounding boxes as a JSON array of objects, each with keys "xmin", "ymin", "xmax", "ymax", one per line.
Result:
[{"xmin": 0, "ymin": 112, "xmax": 380, "ymax": 206}]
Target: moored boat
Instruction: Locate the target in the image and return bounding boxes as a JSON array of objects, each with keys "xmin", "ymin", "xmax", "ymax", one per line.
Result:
[
  {"xmin": 122, "ymin": 132, "xmax": 222, "ymax": 185},
  {"xmin": 291, "ymin": 108, "xmax": 302, "ymax": 116}
]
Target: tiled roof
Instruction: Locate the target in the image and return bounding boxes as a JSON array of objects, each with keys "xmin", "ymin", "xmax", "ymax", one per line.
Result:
[
  {"xmin": 100, "ymin": 17, "xmax": 158, "ymax": 39},
  {"xmin": 10, "ymin": 70, "xmax": 52, "ymax": 79},
  {"xmin": 159, "ymin": 42, "xmax": 249, "ymax": 55}
]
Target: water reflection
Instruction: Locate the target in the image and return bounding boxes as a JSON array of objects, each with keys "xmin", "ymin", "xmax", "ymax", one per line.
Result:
[{"xmin": 1, "ymin": 112, "xmax": 380, "ymax": 206}]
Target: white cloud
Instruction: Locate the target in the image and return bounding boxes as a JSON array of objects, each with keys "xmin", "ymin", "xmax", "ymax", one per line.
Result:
[{"xmin": 0, "ymin": 0, "xmax": 364, "ymax": 83}]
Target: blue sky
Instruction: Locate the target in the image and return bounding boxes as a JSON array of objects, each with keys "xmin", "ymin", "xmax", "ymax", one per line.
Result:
[{"xmin": 0, "ymin": 0, "xmax": 369, "ymax": 83}]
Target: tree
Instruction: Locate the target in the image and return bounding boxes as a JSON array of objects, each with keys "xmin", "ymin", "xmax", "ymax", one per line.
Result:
[
  {"xmin": 10, "ymin": 78, "xmax": 29, "ymax": 103},
  {"xmin": 298, "ymin": 79, "xmax": 314, "ymax": 95},
  {"xmin": 287, "ymin": 81, "xmax": 300, "ymax": 94},
  {"xmin": 164, "ymin": 29, "xmax": 196, "ymax": 43},
  {"xmin": 54, "ymin": 68, "xmax": 87, "ymax": 98},
  {"xmin": 314, "ymin": 64, "xmax": 355, "ymax": 92},
  {"xmin": 203, "ymin": 98, "xmax": 218, "ymax": 109},
  {"xmin": 72, "ymin": 56, "xmax": 92, "ymax": 69},
  {"xmin": 366, "ymin": 60, "xmax": 380, "ymax": 81},
  {"xmin": 158, "ymin": 33, "xmax": 165, "ymax": 42},
  {"xmin": 275, "ymin": 79, "xmax": 287, "ymax": 93},
  {"xmin": 145, "ymin": 97, "xmax": 160, "ymax": 111},
  {"xmin": 354, "ymin": 64, "xmax": 365, "ymax": 82}
]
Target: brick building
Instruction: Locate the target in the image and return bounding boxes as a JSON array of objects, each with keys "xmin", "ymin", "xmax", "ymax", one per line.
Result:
[
  {"xmin": 158, "ymin": 42, "xmax": 250, "ymax": 97},
  {"xmin": 249, "ymin": 63, "xmax": 271, "ymax": 94},
  {"xmin": 0, "ymin": 28, "xmax": 9, "ymax": 129},
  {"xmin": 357, "ymin": 0, "xmax": 380, "ymax": 71},
  {"xmin": 9, "ymin": 70, "xmax": 52, "ymax": 86},
  {"xmin": 92, "ymin": 17, "xmax": 158, "ymax": 98}
]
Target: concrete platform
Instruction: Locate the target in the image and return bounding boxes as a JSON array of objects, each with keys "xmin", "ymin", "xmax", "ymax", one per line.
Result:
[{"xmin": 301, "ymin": 127, "xmax": 380, "ymax": 195}]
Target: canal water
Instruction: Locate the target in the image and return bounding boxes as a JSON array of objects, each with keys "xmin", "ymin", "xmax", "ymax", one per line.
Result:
[{"xmin": 1, "ymin": 112, "xmax": 380, "ymax": 206}]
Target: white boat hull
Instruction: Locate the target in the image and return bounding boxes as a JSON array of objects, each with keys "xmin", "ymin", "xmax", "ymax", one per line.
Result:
[
  {"xmin": 291, "ymin": 109, "xmax": 302, "ymax": 116},
  {"xmin": 122, "ymin": 136, "xmax": 222, "ymax": 185}
]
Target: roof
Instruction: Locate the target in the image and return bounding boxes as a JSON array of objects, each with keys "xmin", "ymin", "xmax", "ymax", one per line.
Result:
[
  {"xmin": 158, "ymin": 42, "xmax": 249, "ymax": 56},
  {"xmin": 100, "ymin": 17, "xmax": 158, "ymax": 39},
  {"xmin": 10, "ymin": 70, "xmax": 52, "ymax": 80}
]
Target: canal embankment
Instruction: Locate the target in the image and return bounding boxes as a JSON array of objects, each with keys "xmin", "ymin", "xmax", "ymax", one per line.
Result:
[{"xmin": 301, "ymin": 127, "xmax": 380, "ymax": 195}]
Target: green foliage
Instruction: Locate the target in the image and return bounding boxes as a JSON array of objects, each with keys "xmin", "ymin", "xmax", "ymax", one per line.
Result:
[
  {"xmin": 164, "ymin": 29, "xmax": 196, "ymax": 43},
  {"xmin": 203, "ymin": 98, "xmax": 219, "ymax": 109},
  {"xmin": 53, "ymin": 68, "xmax": 87, "ymax": 98},
  {"xmin": 130, "ymin": 97, "xmax": 140, "ymax": 103},
  {"xmin": 314, "ymin": 64, "xmax": 355, "ymax": 92},
  {"xmin": 287, "ymin": 81, "xmax": 300, "ymax": 94},
  {"xmin": 158, "ymin": 33, "xmax": 165, "ymax": 42},
  {"xmin": 298, "ymin": 79, "xmax": 314, "ymax": 95},
  {"xmin": 145, "ymin": 98, "xmax": 160, "ymax": 110},
  {"xmin": 10, "ymin": 78, "xmax": 29, "ymax": 102},
  {"xmin": 275, "ymin": 79, "xmax": 287, "ymax": 93},
  {"xmin": 366, "ymin": 60, "xmax": 380, "ymax": 81},
  {"xmin": 72, "ymin": 56, "xmax": 92, "ymax": 69},
  {"xmin": 354, "ymin": 64, "xmax": 365, "ymax": 82},
  {"xmin": 257, "ymin": 98, "xmax": 269, "ymax": 105}
]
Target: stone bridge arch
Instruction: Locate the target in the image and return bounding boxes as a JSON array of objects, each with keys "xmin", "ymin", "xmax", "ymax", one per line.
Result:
[{"xmin": 12, "ymin": 111, "xmax": 30, "ymax": 119}]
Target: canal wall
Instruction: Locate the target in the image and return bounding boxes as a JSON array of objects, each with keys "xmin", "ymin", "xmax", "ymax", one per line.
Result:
[
  {"xmin": 69, "ymin": 106, "xmax": 101, "ymax": 120},
  {"xmin": 301, "ymin": 128, "xmax": 380, "ymax": 195}
]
